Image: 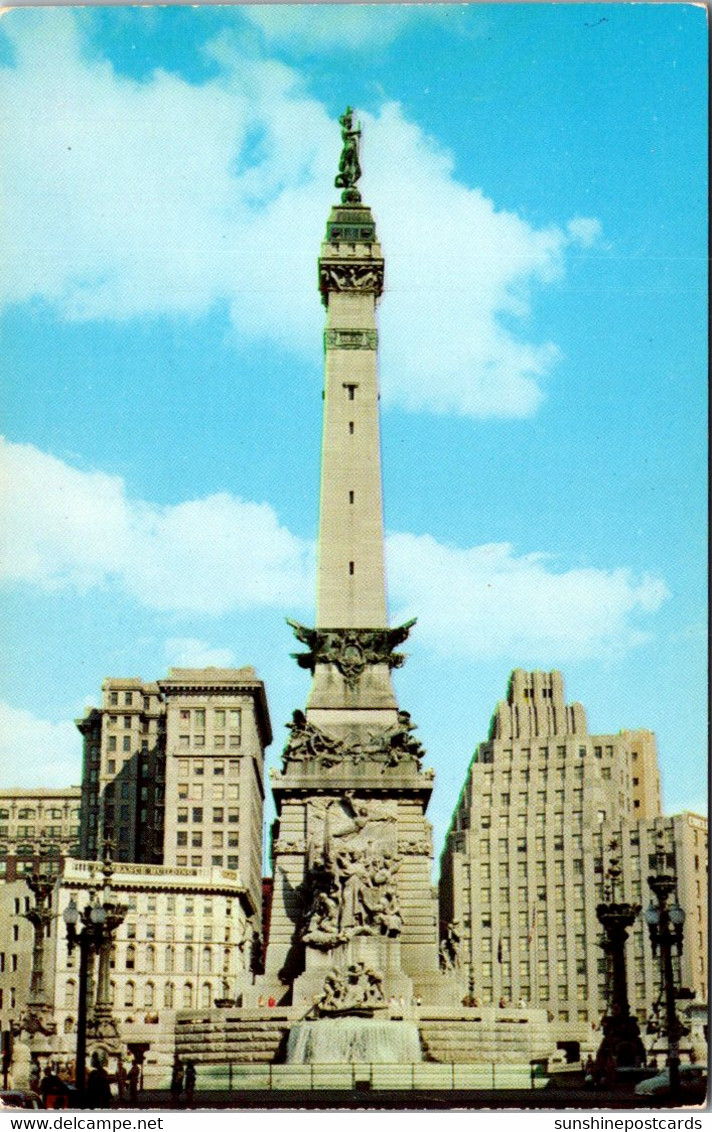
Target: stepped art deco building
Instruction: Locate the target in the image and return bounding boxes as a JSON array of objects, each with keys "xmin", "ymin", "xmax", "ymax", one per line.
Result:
[{"xmin": 439, "ymin": 670, "xmax": 708, "ymax": 1058}]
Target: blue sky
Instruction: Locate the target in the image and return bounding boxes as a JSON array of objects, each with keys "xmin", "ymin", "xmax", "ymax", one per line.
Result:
[{"xmin": 0, "ymin": 4, "xmax": 707, "ymax": 866}]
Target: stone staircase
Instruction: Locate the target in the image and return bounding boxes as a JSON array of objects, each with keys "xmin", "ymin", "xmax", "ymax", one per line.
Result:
[
  {"xmin": 419, "ymin": 1007, "xmax": 553, "ymax": 1064},
  {"xmin": 174, "ymin": 1009, "xmax": 290, "ymax": 1065}
]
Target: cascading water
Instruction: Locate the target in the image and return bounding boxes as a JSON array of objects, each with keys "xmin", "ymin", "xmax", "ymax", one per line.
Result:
[{"xmin": 286, "ymin": 1017, "xmax": 422, "ymax": 1064}]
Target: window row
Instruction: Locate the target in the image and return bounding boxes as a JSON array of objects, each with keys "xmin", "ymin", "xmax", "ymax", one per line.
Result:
[
  {"xmin": 178, "ymin": 708, "xmax": 241, "ymax": 731},
  {"xmin": 64, "ymin": 978, "xmax": 217, "ymax": 1011},
  {"xmin": 175, "ymin": 854, "xmax": 240, "ymax": 869},
  {"xmin": 176, "ymin": 806, "xmax": 239, "ymax": 824},
  {"xmin": 124, "ymin": 943, "xmax": 231, "ymax": 973}
]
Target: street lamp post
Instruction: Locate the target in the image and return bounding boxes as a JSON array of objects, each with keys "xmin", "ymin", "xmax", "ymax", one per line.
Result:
[
  {"xmin": 63, "ymin": 895, "xmax": 108, "ymax": 1091},
  {"xmin": 595, "ymin": 841, "xmax": 646, "ymax": 1077},
  {"xmin": 644, "ymin": 832, "xmax": 688, "ymax": 1104},
  {"xmin": 17, "ymin": 845, "xmax": 57, "ymax": 1042},
  {"xmin": 87, "ymin": 852, "xmax": 127, "ymax": 1050}
]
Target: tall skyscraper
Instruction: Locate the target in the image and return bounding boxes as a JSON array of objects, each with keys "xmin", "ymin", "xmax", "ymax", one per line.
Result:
[
  {"xmin": 77, "ymin": 667, "xmax": 270, "ymax": 931},
  {"xmin": 439, "ymin": 670, "xmax": 706, "ymax": 1054}
]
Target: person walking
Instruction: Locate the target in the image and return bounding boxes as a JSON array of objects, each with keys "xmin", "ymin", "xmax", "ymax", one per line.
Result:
[
  {"xmin": 127, "ymin": 1060, "xmax": 140, "ymax": 1106},
  {"xmin": 184, "ymin": 1061, "xmax": 196, "ymax": 1108},
  {"xmin": 169, "ymin": 1056, "xmax": 183, "ymax": 1107},
  {"xmin": 86, "ymin": 1053, "xmax": 113, "ymax": 1109},
  {"xmin": 114, "ymin": 1058, "xmax": 127, "ymax": 1105}
]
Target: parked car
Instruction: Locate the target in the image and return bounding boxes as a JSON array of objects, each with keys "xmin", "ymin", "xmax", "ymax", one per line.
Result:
[
  {"xmin": 0, "ymin": 1090, "xmax": 43, "ymax": 1109},
  {"xmin": 634, "ymin": 1064, "xmax": 708, "ymax": 1103}
]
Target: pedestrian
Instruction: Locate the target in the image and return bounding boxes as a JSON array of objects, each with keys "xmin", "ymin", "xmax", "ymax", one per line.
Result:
[
  {"xmin": 184, "ymin": 1061, "xmax": 196, "ymax": 1108},
  {"xmin": 128, "ymin": 1060, "xmax": 140, "ymax": 1106},
  {"xmin": 86, "ymin": 1053, "xmax": 113, "ymax": 1109},
  {"xmin": 115, "ymin": 1057, "xmax": 127, "ymax": 1104},
  {"xmin": 170, "ymin": 1056, "xmax": 183, "ymax": 1106}
]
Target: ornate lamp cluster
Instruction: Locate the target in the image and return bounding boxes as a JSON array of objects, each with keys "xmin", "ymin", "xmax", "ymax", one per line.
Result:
[
  {"xmin": 17, "ymin": 842, "xmax": 58, "ymax": 1042},
  {"xmin": 643, "ymin": 832, "xmax": 690, "ymax": 1103},
  {"xmin": 62, "ymin": 843, "xmax": 127, "ymax": 1090},
  {"xmin": 594, "ymin": 841, "xmax": 646, "ymax": 1075}
]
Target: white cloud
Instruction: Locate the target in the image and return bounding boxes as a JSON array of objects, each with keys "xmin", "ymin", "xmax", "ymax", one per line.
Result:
[
  {"xmin": 0, "ymin": 437, "xmax": 314, "ymax": 614},
  {"xmin": 240, "ymin": 5, "xmax": 446, "ymax": 51},
  {"xmin": 164, "ymin": 638, "xmax": 238, "ymax": 668},
  {"xmin": 0, "ymin": 701, "xmax": 81, "ymax": 787},
  {"xmin": 386, "ymin": 533, "xmax": 669, "ymax": 662},
  {"xmin": 1, "ymin": 439, "xmax": 667, "ymax": 661},
  {"xmin": 0, "ymin": 10, "xmax": 602, "ymax": 419}
]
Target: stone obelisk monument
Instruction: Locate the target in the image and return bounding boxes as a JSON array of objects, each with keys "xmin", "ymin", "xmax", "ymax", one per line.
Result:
[{"xmin": 264, "ymin": 109, "xmax": 449, "ymax": 1018}]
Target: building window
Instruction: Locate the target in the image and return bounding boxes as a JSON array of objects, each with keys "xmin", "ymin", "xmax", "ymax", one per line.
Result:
[
  {"xmin": 123, "ymin": 736, "xmax": 131, "ymax": 752},
  {"xmin": 195, "ymin": 710, "xmax": 205, "ymax": 729},
  {"xmin": 192, "ymin": 831, "xmax": 203, "ymax": 848},
  {"xmin": 126, "ymin": 944, "xmax": 136, "ymax": 970},
  {"xmin": 144, "ymin": 982, "xmax": 154, "ymax": 1009},
  {"xmin": 349, "ymin": 561, "xmax": 354, "ymax": 575},
  {"xmin": 192, "ymin": 807, "xmax": 203, "ymax": 822},
  {"xmin": 182, "ymin": 983, "xmax": 193, "ymax": 1009},
  {"xmin": 124, "ymin": 981, "xmax": 135, "ymax": 1008},
  {"xmin": 184, "ymin": 946, "xmax": 194, "ymax": 973},
  {"xmin": 164, "ymin": 982, "xmax": 174, "ymax": 1008}
]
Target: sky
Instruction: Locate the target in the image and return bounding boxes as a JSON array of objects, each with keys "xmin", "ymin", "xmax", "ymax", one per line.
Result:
[{"xmin": 0, "ymin": 3, "xmax": 707, "ymax": 870}]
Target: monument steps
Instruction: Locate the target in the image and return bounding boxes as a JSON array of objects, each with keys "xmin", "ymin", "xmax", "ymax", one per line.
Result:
[{"xmin": 174, "ymin": 1014, "xmax": 289, "ymax": 1063}]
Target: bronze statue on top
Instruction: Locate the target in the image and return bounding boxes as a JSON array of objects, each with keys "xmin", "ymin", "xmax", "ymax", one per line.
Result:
[{"xmin": 335, "ymin": 106, "xmax": 362, "ymax": 203}]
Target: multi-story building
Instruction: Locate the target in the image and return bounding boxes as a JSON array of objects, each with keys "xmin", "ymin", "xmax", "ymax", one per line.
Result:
[
  {"xmin": 0, "ymin": 787, "xmax": 82, "ymax": 881},
  {"xmin": 0, "ymin": 881, "xmax": 33, "ymax": 1037},
  {"xmin": 0, "ymin": 859, "xmax": 260, "ymax": 1079},
  {"xmin": 439, "ymin": 670, "xmax": 706, "ymax": 1055},
  {"xmin": 622, "ymin": 729, "xmax": 662, "ymax": 818},
  {"xmin": 77, "ymin": 667, "xmax": 271, "ymax": 930}
]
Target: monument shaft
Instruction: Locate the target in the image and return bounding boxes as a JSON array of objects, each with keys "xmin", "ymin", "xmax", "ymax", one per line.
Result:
[{"xmin": 264, "ymin": 111, "xmax": 445, "ymax": 1014}]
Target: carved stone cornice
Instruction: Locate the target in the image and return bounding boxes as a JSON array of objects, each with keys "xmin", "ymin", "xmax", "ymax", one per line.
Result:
[
  {"xmin": 319, "ymin": 261, "xmax": 384, "ymax": 306},
  {"xmin": 324, "ymin": 328, "xmax": 378, "ymax": 351},
  {"xmin": 287, "ymin": 620, "xmax": 415, "ymax": 684}
]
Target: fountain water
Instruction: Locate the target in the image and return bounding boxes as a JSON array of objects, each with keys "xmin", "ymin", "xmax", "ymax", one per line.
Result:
[{"xmin": 286, "ymin": 1017, "xmax": 422, "ymax": 1064}]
